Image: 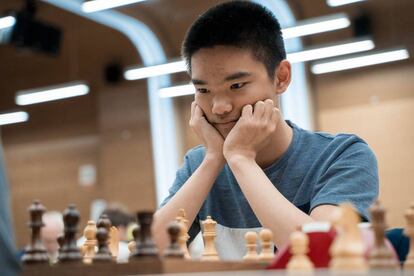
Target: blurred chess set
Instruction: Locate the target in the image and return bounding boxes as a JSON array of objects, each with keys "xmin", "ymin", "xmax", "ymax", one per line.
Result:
[{"xmin": 20, "ymin": 200, "xmax": 414, "ymax": 275}]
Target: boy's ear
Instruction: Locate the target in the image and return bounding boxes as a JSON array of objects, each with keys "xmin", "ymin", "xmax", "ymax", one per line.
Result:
[{"xmin": 273, "ymin": 60, "xmax": 291, "ymax": 95}]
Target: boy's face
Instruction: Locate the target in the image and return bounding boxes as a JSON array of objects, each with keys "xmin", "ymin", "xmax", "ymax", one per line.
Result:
[{"xmin": 191, "ymin": 46, "xmax": 280, "ymax": 138}]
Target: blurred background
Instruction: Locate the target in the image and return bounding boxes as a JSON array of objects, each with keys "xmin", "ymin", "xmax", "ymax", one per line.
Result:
[{"xmin": 0, "ymin": 0, "xmax": 413, "ymax": 249}]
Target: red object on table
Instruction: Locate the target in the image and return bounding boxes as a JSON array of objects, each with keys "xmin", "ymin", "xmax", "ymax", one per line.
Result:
[{"xmin": 267, "ymin": 227, "xmax": 337, "ymax": 269}]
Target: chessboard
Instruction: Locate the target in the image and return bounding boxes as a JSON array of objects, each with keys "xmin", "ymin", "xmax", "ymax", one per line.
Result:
[
  {"xmin": 20, "ymin": 260, "xmax": 408, "ymax": 276},
  {"xmin": 19, "ymin": 200, "xmax": 414, "ymax": 276},
  {"xmin": 21, "ymin": 258, "xmax": 268, "ymax": 276}
]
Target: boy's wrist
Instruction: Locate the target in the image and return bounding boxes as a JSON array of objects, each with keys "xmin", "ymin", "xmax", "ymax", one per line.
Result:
[
  {"xmin": 224, "ymin": 152, "xmax": 256, "ymax": 167},
  {"xmin": 204, "ymin": 151, "xmax": 225, "ymax": 166}
]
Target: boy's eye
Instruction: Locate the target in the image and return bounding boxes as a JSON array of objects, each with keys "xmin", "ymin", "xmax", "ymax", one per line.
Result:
[
  {"xmin": 230, "ymin": 82, "xmax": 246, "ymax": 90},
  {"xmin": 196, "ymin": 88, "xmax": 209, "ymax": 94}
]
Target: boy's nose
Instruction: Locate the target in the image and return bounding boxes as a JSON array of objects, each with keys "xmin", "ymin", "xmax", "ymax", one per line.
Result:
[{"xmin": 212, "ymin": 97, "xmax": 232, "ymax": 115}]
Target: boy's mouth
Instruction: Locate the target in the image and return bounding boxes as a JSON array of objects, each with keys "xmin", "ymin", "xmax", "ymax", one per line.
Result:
[{"xmin": 214, "ymin": 119, "xmax": 238, "ymax": 128}]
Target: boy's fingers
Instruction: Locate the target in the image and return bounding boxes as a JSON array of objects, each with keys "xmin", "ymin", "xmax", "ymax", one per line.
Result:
[
  {"xmin": 241, "ymin": 104, "xmax": 253, "ymax": 118},
  {"xmin": 191, "ymin": 101, "xmax": 196, "ymax": 118},
  {"xmin": 271, "ymin": 107, "xmax": 279, "ymax": 123},
  {"xmin": 253, "ymin": 101, "xmax": 265, "ymax": 119},
  {"xmin": 194, "ymin": 105, "xmax": 204, "ymax": 119},
  {"xmin": 264, "ymin": 99, "xmax": 274, "ymax": 121}
]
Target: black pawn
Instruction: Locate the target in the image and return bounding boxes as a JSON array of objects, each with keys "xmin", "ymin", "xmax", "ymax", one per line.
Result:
[
  {"xmin": 97, "ymin": 214, "xmax": 112, "ymax": 233},
  {"xmin": 131, "ymin": 211, "xmax": 158, "ymax": 258},
  {"xmin": 129, "ymin": 226, "xmax": 141, "ymax": 256},
  {"xmin": 57, "ymin": 235, "xmax": 64, "ymax": 254},
  {"xmin": 22, "ymin": 200, "xmax": 49, "ymax": 264},
  {"xmin": 59, "ymin": 204, "xmax": 82, "ymax": 262},
  {"xmin": 163, "ymin": 221, "xmax": 184, "ymax": 258},
  {"xmin": 93, "ymin": 227, "xmax": 112, "ymax": 262}
]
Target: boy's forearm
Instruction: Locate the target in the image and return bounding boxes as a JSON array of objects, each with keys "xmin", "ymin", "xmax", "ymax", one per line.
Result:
[
  {"xmin": 152, "ymin": 154, "xmax": 224, "ymax": 251},
  {"xmin": 226, "ymin": 155, "xmax": 313, "ymax": 247}
]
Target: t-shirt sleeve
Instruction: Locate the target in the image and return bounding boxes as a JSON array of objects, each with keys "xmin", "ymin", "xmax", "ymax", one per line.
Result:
[
  {"xmin": 310, "ymin": 140, "xmax": 379, "ymax": 221},
  {"xmin": 159, "ymin": 148, "xmax": 202, "ymax": 242},
  {"xmin": 159, "ymin": 152, "xmax": 192, "ymax": 208}
]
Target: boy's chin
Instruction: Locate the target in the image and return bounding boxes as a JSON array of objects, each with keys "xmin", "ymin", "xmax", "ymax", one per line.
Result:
[{"xmin": 218, "ymin": 129, "xmax": 231, "ymax": 139}]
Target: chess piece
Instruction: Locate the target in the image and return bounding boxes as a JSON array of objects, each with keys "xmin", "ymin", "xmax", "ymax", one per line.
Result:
[
  {"xmin": 287, "ymin": 226, "xmax": 314, "ymax": 274},
  {"xmin": 163, "ymin": 221, "xmax": 184, "ymax": 258},
  {"xmin": 201, "ymin": 216, "xmax": 219, "ymax": 261},
  {"xmin": 21, "ymin": 200, "xmax": 49, "ymax": 264},
  {"xmin": 131, "ymin": 211, "xmax": 158, "ymax": 258},
  {"xmin": 368, "ymin": 200, "xmax": 399, "ymax": 269},
  {"xmin": 329, "ymin": 203, "xmax": 367, "ymax": 272},
  {"xmin": 243, "ymin": 231, "xmax": 258, "ymax": 261},
  {"xmin": 258, "ymin": 228, "xmax": 274, "ymax": 262},
  {"xmin": 128, "ymin": 241, "xmax": 136, "ymax": 254},
  {"xmin": 128, "ymin": 226, "xmax": 140, "ymax": 255},
  {"xmin": 59, "ymin": 204, "xmax": 82, "ymax": 262},
  {"xmin": 97, "ymin": 214, "xmax": 112, "ymax": 235},
  {"xmin": 176, "ymin": 208, "xmax": 191, "ymax": 259},
  {"xmin": 404, "ymin": 203, "xmax": 414, "ymax": 269},
  {"xmin": 93, "ymin": 227, "xmax": 112, "ymax": 262},
  {"xmin": 82, "ymin": 220, "xmax": 97, "ymax": 264},
  {"xmin": 57, "ymin": 235, "xmax": 64, "ymax": 254},
  {"xmin": 109, "ymin": 226, "xmax": 119, "ymax": 261}
]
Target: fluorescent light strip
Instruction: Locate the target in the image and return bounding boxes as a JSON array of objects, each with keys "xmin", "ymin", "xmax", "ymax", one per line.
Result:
[
  {"xmin": 311, "ymin": 48, "xmax": 410, "ymax": 74},
  {"xmin": 160, "ymin": 46, "xmax": 408, "ymax": 98},
  {"xmin": 159, "ymin": 84, "xmax": 195, "ymax": 98},
  {"xmin": 327, "ymin": 0, "xmax": 366, "ymax": 7},
  {"xmin": 124, "ymin": 60, "xmax": 186, "ymax": 81},
  {"xmin": 0, "ymin": 16, "xmax": 16, "ymax": 30},
  {"xmin": 287, "ymin": 39, "xmax": 374, "ymax": 63},
  {"xmin": 16, "ymin": 81, "xmax": 90, "ymax": 106},
  {"xmin": 126, "ymin": 39, "xmax": 373, "ymax": 80},
  {"xmin": 282, "ymin": 13, "xmax": 350, "ymax": 39},
  {"xmin": 124, "ymin": 14, "xmax": 352, "ymax": 81},
  {"xmin": 82, "ymin": 0, "xmax": 147, "ymax": 13},
  {"xmin": 0, "ymin": 111, "xmax": 29, "ymax": 126}
]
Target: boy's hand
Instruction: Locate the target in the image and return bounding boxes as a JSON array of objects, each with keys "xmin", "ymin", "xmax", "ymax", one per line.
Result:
[
  {"xmin": 189, "ymin": 102, "xmax": 225, "ymax": 161},
  {"xmin": 223, "ymin": 99, "xmax": 280, "ymax": 161}
]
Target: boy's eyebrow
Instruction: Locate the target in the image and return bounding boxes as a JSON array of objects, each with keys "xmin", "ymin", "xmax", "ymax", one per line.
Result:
[
  {"xmin": 191, "ymin": 79, "xmax": 207, "ymax": 85},
  {"xmin": 223, "ymin": 71, "xmax": 251, "ymax": 82},
  {"xmin": 191, "ymin": 71, "xmax": 252, "ymax": 85}
]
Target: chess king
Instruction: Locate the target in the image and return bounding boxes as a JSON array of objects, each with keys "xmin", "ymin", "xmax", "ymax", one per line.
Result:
[{"xmin": 153, "ymin": 1, "xmax": 378, "ymax": 260}]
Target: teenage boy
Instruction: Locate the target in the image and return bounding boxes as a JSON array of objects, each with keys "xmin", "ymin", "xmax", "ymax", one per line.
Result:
[{"xmin": 153, "ymin": 1, "xmax": 378, "ymax": 260}]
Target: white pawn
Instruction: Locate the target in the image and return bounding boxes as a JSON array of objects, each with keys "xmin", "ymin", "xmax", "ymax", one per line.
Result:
[
  {"xmin": 287, "ymin": 227, "xmax": 314, "ymax": 274},
  {"xmin": 329, "ymin": 203, "xmax": 367, "ymax": 272},
  {"xmin": 176, "ymin": 209, "xmax": 191, "ymax": 259},
  {"xmin": 201, "ymin": 216, "xmax": 219, "ymax": 261},
  {"xmin": 258, "ymin": 228, "xmax": 274, "ymax": 262},
  {"xmin": 82, "ymin": 220, "xmax": 97, "ymax": 264},
  {"xmin": 109, "ymin": 226, "xmax": 119, "ymax": 261},
  {"xmin": 243, "ymin": 231, "xmax": 258, "ymax": 261},
  {"xmin": 127, "ymin": 240, "xmax": 135, "ymax": 254}
]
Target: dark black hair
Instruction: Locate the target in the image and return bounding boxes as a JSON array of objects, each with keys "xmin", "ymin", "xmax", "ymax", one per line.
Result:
[{"xmin": 182, "ymin": 0, "xmax": 286, "ymax": 79}]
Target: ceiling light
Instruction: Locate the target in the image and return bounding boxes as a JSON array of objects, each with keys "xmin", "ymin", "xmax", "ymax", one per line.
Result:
[
  {"xmin": 311, "ymin": 48, "xmax": 410, "ymax": 74},
  {"xmin": 0, "ymin": 16, "xmax": 16, "ymax": 30},
  {"xmin": 123, "ymin": 13, "xmax": 352, "ymax": 80},
  {"xmin": 15, "ymin": 81, "xmax": 89, "ymax": 106},
  {"xmin": 124, "ymin": 60, "xmax": 186, "ymax": 81},
  {"xmin": 159, "ymin": 84, "xmax": 195, "ymax": 98},
  {"xmin": 82, "ymin": 0, "xmax": 148, "ymax": 13},
  {"xmin": 282, "ymin": 13, "xmax": 350, "ymax": 39},
  {"xmin": 327, "ymin": 0, "xmax": 366, "ymax": 7},
  {"xmin": 0, "ymin": 111, "xmax": 29, "ymax": 126},
  {"xmin": 287, "ymin": 38, "xmax": 374, "ymax": 63},
  {"xmin": 125, "ymin": 37, "xmax": 370, "ymax": 80}
]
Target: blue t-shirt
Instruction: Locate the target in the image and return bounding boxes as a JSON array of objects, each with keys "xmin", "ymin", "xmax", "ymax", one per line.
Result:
[{"xmin": 161, "ymin": 121, "xmax": 378, "ymax": 259}]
